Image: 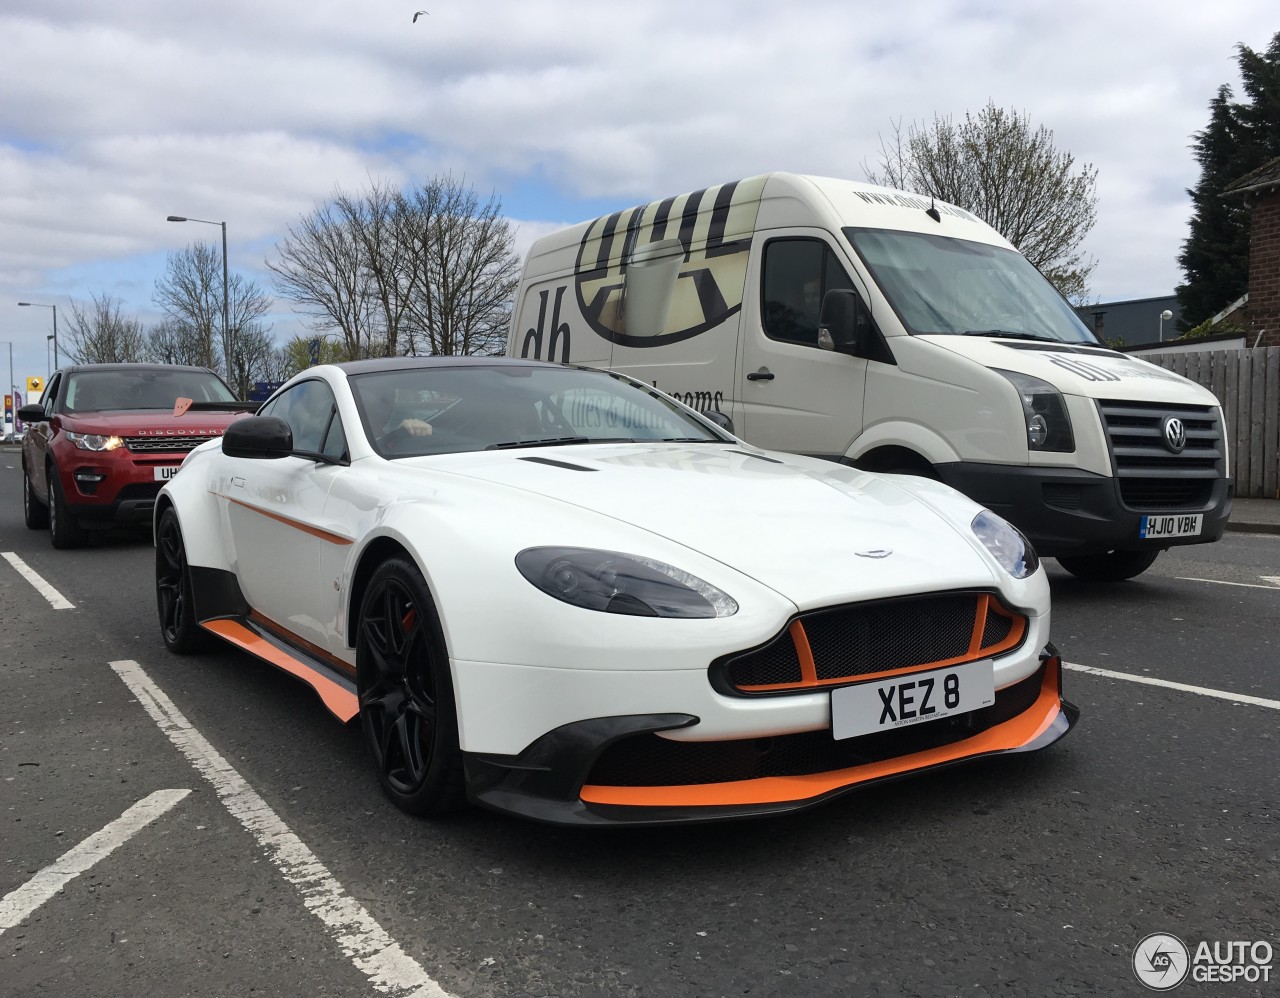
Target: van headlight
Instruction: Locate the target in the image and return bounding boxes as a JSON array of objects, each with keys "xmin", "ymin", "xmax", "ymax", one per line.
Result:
[
  {"xmin": 971, "ymin": 510, "xmax": 1040, "ymax": 579},
  {"xmin": 993, "ymin": 370, "xmax": 1074, "ymax": 452},
  {"xmin": 516, "ymin": 547, "xmax": 738, "ymax": 618}
]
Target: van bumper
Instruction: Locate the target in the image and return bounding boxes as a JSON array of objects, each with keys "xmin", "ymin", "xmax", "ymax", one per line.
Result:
[{"xmin": 935, "ymin": 463, "xmax": 1233, "ymax": 558}]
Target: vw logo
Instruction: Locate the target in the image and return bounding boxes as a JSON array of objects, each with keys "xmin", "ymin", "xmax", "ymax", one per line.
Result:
[{"xmin": 1162, "ymin": 416, "xmax": 1187, "ymax": 454}]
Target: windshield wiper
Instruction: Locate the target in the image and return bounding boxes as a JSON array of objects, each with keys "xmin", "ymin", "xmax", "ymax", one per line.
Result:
[
  {"xmin": 486, "ymin": 436, "xmax": 592, "ymax": 450},
  {"xmin": 962, "ymin": 329, "xmax": 1060, "ymax": 343},
  {"xmin": 658, "ymin": 437, "xmax": 723, "ymax": 443}
]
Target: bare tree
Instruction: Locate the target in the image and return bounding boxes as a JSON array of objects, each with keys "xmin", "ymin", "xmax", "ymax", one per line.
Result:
[
  {"xmin": 62, "ymin": 293, "xmax": 148, "ymax": 364},
  {"xmin": 398, "ymin": 176, "xmax": 520, "ymax": 356},
  {"xmin": 867, "ymin": 103, "xmax": 1099, "ymax": 303},
  {"xmin": 268, "ymin": 198, "xmax": 379, "ymax": 360},
  {"xmin": 146, "ymin": 317, "xmax": 211, "ymax": 367},
  {"xmin": 154, "ymin": 242, "xmax": 275, "ymax": 379},
  {"xmin": 339, "ymin": 180, "xmax": 417, "ymax": 357}
]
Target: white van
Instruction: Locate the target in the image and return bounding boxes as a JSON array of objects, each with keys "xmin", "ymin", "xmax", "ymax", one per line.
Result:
[{"xmin": 507, "ymin": 172, "xmax": 1232, "ymax": 581}]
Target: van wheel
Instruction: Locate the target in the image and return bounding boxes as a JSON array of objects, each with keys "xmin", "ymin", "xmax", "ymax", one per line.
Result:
[{"xmin": 1056, "ymin": 549, "xmax": 1160, "ymax": 582}]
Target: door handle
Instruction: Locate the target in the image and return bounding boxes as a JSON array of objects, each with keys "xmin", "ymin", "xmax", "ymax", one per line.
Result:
[{"xmin": 747, "ymin": 369, "xmax": 775, "ymax": 381}]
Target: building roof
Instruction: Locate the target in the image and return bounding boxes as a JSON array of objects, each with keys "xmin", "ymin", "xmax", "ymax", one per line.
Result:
[{"xmin": 1224, "ymin": 156, "xmax": 1280, "ymax": 197}]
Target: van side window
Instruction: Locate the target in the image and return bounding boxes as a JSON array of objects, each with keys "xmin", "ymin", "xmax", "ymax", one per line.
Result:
[{"xmin": 762, "ymin": 239, "xmax": 854, "ymax": 345}]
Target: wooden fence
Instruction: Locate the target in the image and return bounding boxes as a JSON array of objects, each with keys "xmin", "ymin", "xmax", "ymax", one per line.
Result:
[{"xmin": 1142, "ymin": 346, "xmax": 1280, "ymax": 499}]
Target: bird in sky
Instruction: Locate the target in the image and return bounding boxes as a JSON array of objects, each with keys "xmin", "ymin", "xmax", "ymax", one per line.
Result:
[{"xmin": 413, "ymin": 10, "xmax": 428, "ymax": 21}]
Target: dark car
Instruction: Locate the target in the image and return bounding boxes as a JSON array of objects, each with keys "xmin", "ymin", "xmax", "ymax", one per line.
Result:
[{"xmin": 20, "ymin": 364, "xmax": 255, "ymax": 548}]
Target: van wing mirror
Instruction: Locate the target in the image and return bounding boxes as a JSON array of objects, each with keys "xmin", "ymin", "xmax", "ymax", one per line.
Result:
[
  {"xmin": 818, "ymin": 289, "xmax": 894, "ymax": 365},
  {"xmin": 818, "ymin": 289, "xmax": 863, "ymax": 352}
]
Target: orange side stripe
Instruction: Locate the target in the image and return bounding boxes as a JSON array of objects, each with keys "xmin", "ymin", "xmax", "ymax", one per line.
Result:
[
  {"xmin": 202, "ymin": 618, "xmax": 359, "ymax": 722},
  {"xmin": 216, "ymin": 493, "xmax": 353, "ymax": 546},
  {"xmin": 580, "ymin": 661, "xmax": 1063, "ymax": 808}
]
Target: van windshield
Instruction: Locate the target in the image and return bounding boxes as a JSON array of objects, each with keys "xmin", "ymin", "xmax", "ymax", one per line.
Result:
[{"xmin": 843, "ymin": 227, "xmax": 1100, "ymax": 345}]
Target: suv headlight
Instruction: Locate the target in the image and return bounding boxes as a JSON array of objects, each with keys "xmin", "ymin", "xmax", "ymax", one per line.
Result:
[
  {"xmin": 972, "ymin": 510, "xmax": 1039, "ymax": 579},
  {"xmin": 516, "ymin": 547, "xmax": 738, "ymax": 618},
  {"xmin": 993, "ymin": 369, "xmax": 1074, "ymax": 452},
  {"xmin": 65, "ymin": 431, "xmax": 124, "ymax": 452}
]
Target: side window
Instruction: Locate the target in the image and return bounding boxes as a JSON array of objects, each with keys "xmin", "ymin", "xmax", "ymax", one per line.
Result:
[
  {"xmin": 43, "ymin": 374, "xmax": 62, "ymax": 416},
  {"xmin": 761, "ymin": 239, "xmax": 855, "ymax": 346},
  {"xmin": 264, "ymin": 380, "xmax": 340, "ymax": 456}
]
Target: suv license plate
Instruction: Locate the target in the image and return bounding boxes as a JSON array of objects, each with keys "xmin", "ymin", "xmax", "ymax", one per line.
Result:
[
  {"xmin": 831, "ymin": 660, "xmax": 995, "ymax": 740},
  {"xmin": 154, "ymin": 466, "xmax": 181, "ymax": 481},
  {"xmin": 1139, "ymin": 513, "xmax": 1202, "ymax": 539}
]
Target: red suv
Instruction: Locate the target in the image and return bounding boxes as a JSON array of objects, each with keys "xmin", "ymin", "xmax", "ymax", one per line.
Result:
[{"xmin": 20, "ymin": 364, "xmax": 256, "ymax": 548}]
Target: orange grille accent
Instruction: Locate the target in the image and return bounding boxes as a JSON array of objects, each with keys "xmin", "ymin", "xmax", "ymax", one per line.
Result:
[{"xmin": 733, "ymin": 593, "xmax": 1027, "ymax": 694}]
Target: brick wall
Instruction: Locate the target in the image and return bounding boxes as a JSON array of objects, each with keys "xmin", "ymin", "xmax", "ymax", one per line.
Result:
[{"xmin": 1249, "ymin": 190, "xmax": 1280, "ymax": 348}]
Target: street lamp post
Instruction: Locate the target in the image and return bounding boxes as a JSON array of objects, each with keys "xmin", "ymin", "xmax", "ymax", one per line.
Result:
[
  {"xmin": 17, "ymin": 301, "xmax": 58, "ymax": 367},
  {"xmin": 0, "ymin": 339, "xmax": 13, "ymax": 440},
  {"xmin": 166, "ymin": 215, "xmax": 229, "ymax": 382},
  {"xmin": 1159, "ymin": 309, "xmax": 1174, "ymax": 343}
]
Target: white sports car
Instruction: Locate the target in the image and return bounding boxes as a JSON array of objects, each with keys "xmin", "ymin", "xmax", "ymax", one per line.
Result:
[{"xmin": 155, "ymin": 358, "xmax": 1076, "ymax": 825}]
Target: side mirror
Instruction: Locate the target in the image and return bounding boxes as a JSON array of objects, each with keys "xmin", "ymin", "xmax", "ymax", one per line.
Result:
[
  {"xmin": 222, "ymin": 416, "xmax": 293, "ymax": 459},
  {"xmin": 702, "ymin": 410, "xmax": 735, "ymax": 435},
  {"xmin": 818, "ymin": 290, "xmax": 862, "ymax": 352},
  {"xmin": 17, "ymin": 404, "xmax": 48, "ymax": 423}
]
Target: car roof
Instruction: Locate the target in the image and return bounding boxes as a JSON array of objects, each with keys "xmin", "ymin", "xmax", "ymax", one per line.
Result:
[
  {"xmin": 58, "ymin": 364, "xmax": 221, "ymax": 376},
  {"xmin": 335, "ymin": 356, "xmax": 566, "ymax": 376}
]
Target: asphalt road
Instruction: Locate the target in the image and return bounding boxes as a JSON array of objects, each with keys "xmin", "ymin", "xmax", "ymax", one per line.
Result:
[{"xmin": 1, "ymin": 455, "xmax": 1277, "ymax": 997}]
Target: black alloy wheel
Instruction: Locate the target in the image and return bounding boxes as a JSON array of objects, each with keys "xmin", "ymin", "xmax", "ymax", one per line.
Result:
[
  {"xmin": 356, "ymin": 558, "xmax": 464, "ymax": 815},
  {"xmin": 23, "ymin": 468, "xmax": 49, "ymax": 529},
  {"xmin": 155, "ymin": 508, "xmax": 212, "ymax": 653},
  {"xmin": 47, "ymin": 466, "xmax": 86, "ymax": 549}
]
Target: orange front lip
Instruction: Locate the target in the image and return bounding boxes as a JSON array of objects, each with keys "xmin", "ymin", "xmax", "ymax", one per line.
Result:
[{"xmin": 580, "ymin": 659, "xmax": 1065, "ymax": 809}]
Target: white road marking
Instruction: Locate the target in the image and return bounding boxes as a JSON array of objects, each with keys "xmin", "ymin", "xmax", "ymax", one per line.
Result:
[
  {"xmin": 0, "ymin": 788, "xmax": 190, "ymax": 935},
  {"xmin": 1261, "ymin": 576, "xmax": 1280, "ymax": 588},
  {"xmin": 109, "ymin": 659, "xmax": 453, "ymax": 998},
  {"xmin": 1175, "ymin": 576, "xmax": 1280, "ymax": 591},
  {"xmin": 1065, "ymin": 662, "xmax": 1280, "ymax": 710},
  {"xmin": 1, "ymin": 552, "xmax": 74, "ymax": 609}
]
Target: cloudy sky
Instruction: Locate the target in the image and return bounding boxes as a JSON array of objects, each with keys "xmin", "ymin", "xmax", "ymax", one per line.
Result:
[{"xmin": 2, "ymin": 0, "xmax": 1276, "ymax": 389}]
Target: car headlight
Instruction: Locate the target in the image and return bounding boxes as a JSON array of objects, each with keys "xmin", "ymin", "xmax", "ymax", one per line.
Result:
[
  {"xmin": 971, "ymin": 510, "xmax": 1040, "ymax": 579},
  {"xmin": 65, "ymin": 431, "xmax": 124, "ymax": 452},
  {"xmin": 993, "ymin": 369, "xmax": 1074, "ymax": 452},
  {"xmin": 516, "ymin": 547, "xmax": 738, "ymax": 618}
]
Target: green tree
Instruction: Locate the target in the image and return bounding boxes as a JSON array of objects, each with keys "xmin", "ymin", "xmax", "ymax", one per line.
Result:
[
  {"xmin": 1177, "ymin": 32, "xmax": 1280, "ymax": 329},
  {"xmin": 868, "ymin": 102, "xmax": 1099, "ymax": 303}
]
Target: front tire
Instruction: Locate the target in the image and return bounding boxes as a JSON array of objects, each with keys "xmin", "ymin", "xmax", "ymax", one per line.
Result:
[
  {"xmin": 1056, "ymin": 549, "xmax": 1160, "ymax": 582},
  {"xmin": 155, "ymin": 508, "xmax": 212, "ymax": 653},
  {"xmin": 23, "ymin": 469, "xmax": 49, "ymax": 529},
  {"xmin": 356, "ymin": 557, "xmax": 464, "ymax": 816},
  {"xmin": 48, "ymin": 467, "xmax": 86, "ymax": 549}
]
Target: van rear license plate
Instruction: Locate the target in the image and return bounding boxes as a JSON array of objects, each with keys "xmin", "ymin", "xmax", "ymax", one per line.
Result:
[
  {"xmin": 154, "ymin": 466, "xmax": 181, "ymax": 481},
  {"xmin": 830, "ymin": 660, "xmax": 995, "ymax": 740},
  {"xmin": 1139, "ymin": 513, "xmax": 1202, "ymax": 539}
]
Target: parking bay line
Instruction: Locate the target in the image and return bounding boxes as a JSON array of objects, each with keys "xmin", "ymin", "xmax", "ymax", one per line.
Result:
[
  {"xmin": 109, "ymin": 659, "xmax": 454, "ymax": 998},
  {"xmin": 1175, "ymin": 576, "xmax": 1280, "ymax": 591},
  {"xmin": 2, "ymin": 552, "xmax": 75, "ymax": 609},
  {"xmin": 1065, "ymin": 662, "xmax": 1280, "ymax": 710},
  {"xmin": 0, "ymin": 788, "xmax": 191, "ymax": 935}
]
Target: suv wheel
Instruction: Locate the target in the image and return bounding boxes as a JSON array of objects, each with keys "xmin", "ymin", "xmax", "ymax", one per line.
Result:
[
  {"xmin": 48, "ymin": 467, "xmax": 87, "ymax": 549},
  {"xmin": 23, "ymin": 468, "xmax": 49, "ymax": 529}
]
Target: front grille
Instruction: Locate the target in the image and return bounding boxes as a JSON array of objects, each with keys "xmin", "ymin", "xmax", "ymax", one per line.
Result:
[
  {"xmin": 123, "ymin": 433, "xmax": 220, "ymax": 453},
  {"xmin": 587, "ymin": 666, "xmax": 1046, "ymax": 788},
  {"xmin": 1098, "ymin": 400, "xmax": 1222, "ymax": 475},
  {"xmin": 717, "ymin": 591, "xmax": 1026, "ymax": 694},
  {"xmin": 116, "ymin": 482, "xmax": 164, "ymax": 502},
  {"xmin": 1118, "ymin": 478, "xmax": 1215, "ymax": 510}
]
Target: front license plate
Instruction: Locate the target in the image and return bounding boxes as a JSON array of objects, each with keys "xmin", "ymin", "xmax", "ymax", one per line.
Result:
[
  {"xmin": 153, "ymin": 466, "xmax": 181, "ymax": 481},
  {"xmin": 831, "ymin": 660, "xmax": 996, "ymax": 740},
  {"xmin": 1139, "ymin": 513, "xmax": 1202, "ymax": 539}
]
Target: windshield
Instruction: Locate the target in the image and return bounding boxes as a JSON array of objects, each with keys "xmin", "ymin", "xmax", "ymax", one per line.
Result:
[
  {"xmin": 844, "ymin": 227, "xmax": 1099, "ymax": 344},
  {"xmin": 350, "ymin": 364, "xmax": 731, "ymax": 458},
  {"xmin": 66, "ymin": 369, "xmax": 238, "ymax": 412}
]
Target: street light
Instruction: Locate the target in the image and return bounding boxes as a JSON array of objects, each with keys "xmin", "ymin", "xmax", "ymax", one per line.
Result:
[
  {"xmin": 17, "ymin": 301, "xmax": 57, "ymax": 368},
  {"xmin": 167, "ymin": 214, "xmax": 229, "ymax": 381},
  {"xmin": 1159, "ymin": 308, "xmax": 1174, "ymax": 343}
]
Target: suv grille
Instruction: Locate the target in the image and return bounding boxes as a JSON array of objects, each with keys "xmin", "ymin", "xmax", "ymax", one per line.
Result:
[
  {"xmin": 123, "ymin": 433, "xmax": 221, "ymax": 453},
  {"xmin": 1097, "ymin": 400, "xmax": 1223, "ymax": 511},
  {"xmin": 716, "ymin": 591, "xmax": 1027, "ymax": 695}
]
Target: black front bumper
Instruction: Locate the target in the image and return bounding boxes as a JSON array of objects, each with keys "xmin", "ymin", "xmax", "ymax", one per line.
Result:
[
  {"xmin": 936, "ymin": 462, "xmax": 1232, "ymax": 558},
  {"xmin": 463, "ymin": 649, "xmax": 1077, "ymax": 827}
]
